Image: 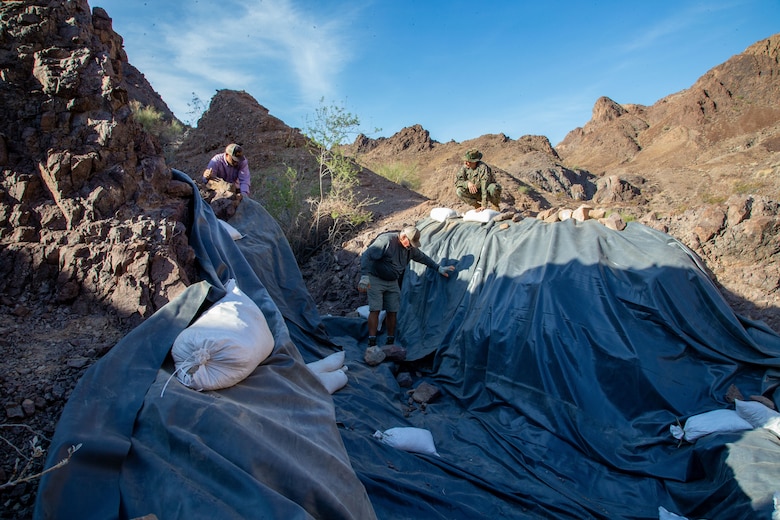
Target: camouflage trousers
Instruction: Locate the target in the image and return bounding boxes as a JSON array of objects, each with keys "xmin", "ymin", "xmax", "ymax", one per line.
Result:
[{"xmin": 456, "ymin": 183, "xmax": 502, "ymax": 209}]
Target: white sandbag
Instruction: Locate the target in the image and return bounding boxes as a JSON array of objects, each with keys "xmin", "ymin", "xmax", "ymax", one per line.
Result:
[
  {"xmin": 313, "ymin": 368, "xmax": 348, "ymax": 394},
  {"xmin": 357, "ymin": 304, "xmax": 386, "ymax": 332},
  {"xmin": 171, "ymin": 279, "xmax": 273, "ymax": 391},
  {"xmin": 670, "ymin": 408, "xmax": 753, "ymax": 442},
  {"xmin": 430, "ymin": 207, "xmax": 457, "ymax": 222},
  {"xmin": 218, "ymin": 219, "xmax": 244, "ymax": 240},
  {"xmin": 463, "ymin": 208, "xmax": 500, "ymax": 223},
  {"xmin": 306, "ymin": 350, "xmax": 346, "ymax": 374},
  {"xmin": 735, "ymin": 399, "xmax": 780, "ymax": 428},
  {"xmin": 373, "ymin": 427, "xmax": 439, "ymax": 456}
]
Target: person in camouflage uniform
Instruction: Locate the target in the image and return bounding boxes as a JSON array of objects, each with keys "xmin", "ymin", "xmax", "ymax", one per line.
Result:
[{"xmin": 454, "ymin": 148, "xmax": 501, "ymax": 211}]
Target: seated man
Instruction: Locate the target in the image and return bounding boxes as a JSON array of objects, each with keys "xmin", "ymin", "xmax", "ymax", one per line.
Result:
[
  {"xmin": 202, "ymin": 143, "xmax": 251, "ymax": 198},
  {"xmin": 454, "ymin": 148, "xmax": 501, "ymax": 211}
]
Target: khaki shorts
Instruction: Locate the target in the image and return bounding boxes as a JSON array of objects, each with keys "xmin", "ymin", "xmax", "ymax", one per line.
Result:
[{"xmin": 367, "ymin": 275, "xmax": 401, "ymax": 313}]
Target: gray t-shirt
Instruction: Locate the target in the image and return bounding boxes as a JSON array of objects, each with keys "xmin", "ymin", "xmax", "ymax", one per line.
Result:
[{"xmin": 360, "ymin": 231, "xmax": 438, "ymax": 281}]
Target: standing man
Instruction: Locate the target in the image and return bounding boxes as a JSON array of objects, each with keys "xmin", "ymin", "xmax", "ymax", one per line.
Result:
[
  {"xmin": 454, "ymin": 148, "xmax": 501, "ymax": 211},
  {"xmin": 358, "ymin": 226, "xmax": 454, "ymax": 348},
  {"xmin": 202, "ymin": 143, "xmax": 251, "ymax": 199}
]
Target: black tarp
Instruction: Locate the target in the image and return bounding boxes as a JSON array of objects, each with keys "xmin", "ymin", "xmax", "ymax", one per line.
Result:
[{"xmin": 35, "ymin": 172, "xmax": 780, "ymax": 519}]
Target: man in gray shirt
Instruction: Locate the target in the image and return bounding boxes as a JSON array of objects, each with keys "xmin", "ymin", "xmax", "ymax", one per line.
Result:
[{"xmin": 358, "ymin": 226, "xmax": 454, "ymax": 348}]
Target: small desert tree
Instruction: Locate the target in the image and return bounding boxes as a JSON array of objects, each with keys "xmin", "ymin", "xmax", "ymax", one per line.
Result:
[
  {"xmin": 303, "ymin": 99, "xmax": 374, "ymax": 248},
  {"xmin": 185, "ymin": 92, "xmax": 207, "ymax": 127}
]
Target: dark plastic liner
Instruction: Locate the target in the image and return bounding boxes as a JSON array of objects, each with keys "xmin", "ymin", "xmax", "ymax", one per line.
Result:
[{"xmin": 36, "ymin": 171, "xmax": 780, "ymax": 519}]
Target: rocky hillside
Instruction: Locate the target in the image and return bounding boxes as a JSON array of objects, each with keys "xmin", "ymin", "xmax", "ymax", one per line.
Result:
[
  {"xmin": 171, "ymin": 90, "xmax": 315, "ymax": 189},
  {"xmin": 556, "ymin": 34, "xmax": 780, "ymax": 212},
  {"xmin": 0, "ymin": 1, "xmax": 778, "ymax": 516},
  {"xmin": 169, "ymin": 90, "xmax": 434, "ymax": 225},
  {"xmin": 0, "ymin": 2, "xmax": 197, "ymax": 516},
  {"xmin": 0, "ymin": 0, "xmax": 196, "ymax": 321}
]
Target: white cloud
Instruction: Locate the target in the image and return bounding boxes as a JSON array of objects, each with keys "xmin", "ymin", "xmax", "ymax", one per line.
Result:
[
  {"xmin": 617, "ymin": 2, "xmax": 739, "ymax": 55},
  {"xmin": 153, "ymin": 0, "xmax": 353, "ymax": 104},
  {"xmin": 103, "ymin": 0, "xmax": 360, "ymax": 122}
]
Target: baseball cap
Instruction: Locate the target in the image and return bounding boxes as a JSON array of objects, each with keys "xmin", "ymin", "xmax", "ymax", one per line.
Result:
[
  {"xmin": 402, "ymin": 226, "xmax": 421, "ymax": 248},
  {"xmin": 225, "ymin": 143, "xmax": 243, "ymax": 162}
]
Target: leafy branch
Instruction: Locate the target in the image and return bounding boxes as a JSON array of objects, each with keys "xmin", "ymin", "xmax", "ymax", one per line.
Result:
[{"xmin": 303, "ymin": 98, "xmax": 375, "ymax": 246}]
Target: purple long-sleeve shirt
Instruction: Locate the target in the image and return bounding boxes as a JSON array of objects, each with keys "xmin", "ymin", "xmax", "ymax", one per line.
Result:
[{"xmin": 202, "ymin": 153, "xmax": 251, "ymax": 194}]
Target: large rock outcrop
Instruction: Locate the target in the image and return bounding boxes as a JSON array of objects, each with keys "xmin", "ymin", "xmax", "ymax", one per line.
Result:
[{"xmin": 0, "ymin": 0, "xmax": 196, "ymax": 322}]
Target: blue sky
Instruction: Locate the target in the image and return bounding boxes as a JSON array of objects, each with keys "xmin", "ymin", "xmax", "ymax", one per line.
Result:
[{"xmin": 93, "ymin": 0, "xmax": 778, "ymax": 146}]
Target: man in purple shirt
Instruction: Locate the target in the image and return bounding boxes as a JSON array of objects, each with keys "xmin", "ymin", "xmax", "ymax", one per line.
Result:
[{"xmin": 202, "ymin": 143, "xmax": 251, "ymax": 198}]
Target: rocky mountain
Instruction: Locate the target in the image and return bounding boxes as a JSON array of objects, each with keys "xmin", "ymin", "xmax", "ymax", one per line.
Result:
[
  {"xmin": 0, "ymin": 0, "xmax": 196, "ymax": 321},
  {"xmin": 348, "ymin": 33, "xmax": 780, "ymax": 216},
  {"xmin": 556, "ymin": 35, "xmax": 780, "ymax": 212},
  {"xmin": 0, "ymin": 1, "xmax": 778, "ymax": 517}
]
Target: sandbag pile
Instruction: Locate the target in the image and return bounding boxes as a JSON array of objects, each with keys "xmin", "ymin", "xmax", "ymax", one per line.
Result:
[{"xmin": 670, "ymin": 399, "xmax": 780, "ymax": 443}]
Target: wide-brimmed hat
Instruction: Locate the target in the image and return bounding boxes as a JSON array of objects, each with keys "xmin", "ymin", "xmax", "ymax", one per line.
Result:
[
  {"xmin": 401, "ymin": 226, "xmax": 421, "ymax": 248},
  {"xmin": 225, "ymin": 143, "xmax": 244, "ymax": 162},
  {"xmin": 464, "ymin": 149, "xmax": 482, "ymax": 162}
]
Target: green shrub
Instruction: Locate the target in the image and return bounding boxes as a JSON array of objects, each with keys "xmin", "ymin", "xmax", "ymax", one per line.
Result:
[
  {"xmin": 733, "ymin": 181, "xmax": 764, "ymax": 195},
  {"xmin": 604, "ymin": 210, "xmax": 636, "ymax": 222},
  {"xmin": 374, "ymin": 161, "xmax": 421, "ymax": 190},
  {"xmin": 131, "ymin": 101, "xmax": 163, "ymax": 131},
  {"xmin": 263, "ymin": 166, "xmax": 302, "ymax": 225},
  {"xmin": 303, "ymin": 99, "xmax": 375, "ymax": 253},
  {"xmin": 701, "ymin": 193, "xmax": 727, "ymax": 204},
  {"xmin": 130, "ymin": 100, "xmax": 185, "ymax": 148}
]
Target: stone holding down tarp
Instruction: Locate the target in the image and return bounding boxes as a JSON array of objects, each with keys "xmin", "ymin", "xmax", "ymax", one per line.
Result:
[{"xmin": 36, "ymin": 171, "xmax": 780, "ymax": 519}]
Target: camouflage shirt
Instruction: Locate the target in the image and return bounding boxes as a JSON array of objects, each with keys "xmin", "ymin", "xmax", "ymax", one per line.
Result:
[{"xmin": 454, "ymin": 161, "xmax": 495, "ymax": 206}]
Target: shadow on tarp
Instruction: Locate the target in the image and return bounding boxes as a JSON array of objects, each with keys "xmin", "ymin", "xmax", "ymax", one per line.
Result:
[
  {"xmin": 35, "ymin": 170, "xmax": 780, "ymax": 519},
  {"xmin": 322, "ymin": 216, "xmax": 780, "ymax": 519}
]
